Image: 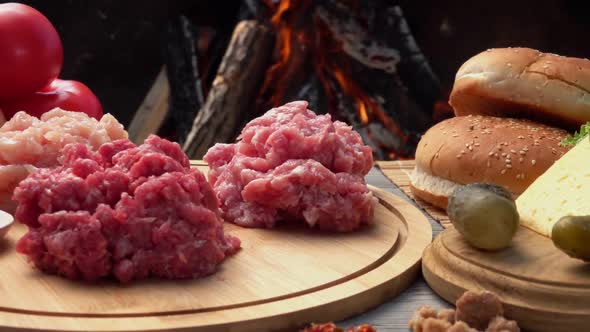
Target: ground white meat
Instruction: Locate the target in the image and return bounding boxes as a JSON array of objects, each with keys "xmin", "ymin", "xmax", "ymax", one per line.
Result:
[{"xmin": 0, "ymin": 108, "xmax": 127, "ymax": 211}]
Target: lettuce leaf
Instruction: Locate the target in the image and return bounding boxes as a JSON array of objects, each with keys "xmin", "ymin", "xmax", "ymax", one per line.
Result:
[{"xmin": 560, "ymin": 122, "xmax": 590, "ymax": 146}]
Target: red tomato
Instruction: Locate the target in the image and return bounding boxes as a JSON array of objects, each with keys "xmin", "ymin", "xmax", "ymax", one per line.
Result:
[
  {"xmin": 0, "ymin": 3, "xmax": 63, "ymax": 99},
  {"xmin": 1, "ymin": 79, "xmax": 103, "ymax": 119}
]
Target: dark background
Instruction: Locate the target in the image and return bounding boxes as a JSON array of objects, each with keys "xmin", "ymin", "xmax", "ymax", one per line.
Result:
[{"xmin": 13, "ymin": 0, "xmax": 590, "ymax": 127}]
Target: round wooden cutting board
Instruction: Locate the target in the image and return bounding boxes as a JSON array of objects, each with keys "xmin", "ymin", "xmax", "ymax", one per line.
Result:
[
  {"xmin": 0, "ymin": 186, "xmax": 432, "ymax": 332},
  {"xmin": 423, "ymin": 226, "xmax": 590, "ymax": 332}
]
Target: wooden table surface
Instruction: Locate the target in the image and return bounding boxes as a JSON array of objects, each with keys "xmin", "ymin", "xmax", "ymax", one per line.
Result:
[{"xmin": 338, "ymin": 165, "xmax": 451, "ymax": 331}]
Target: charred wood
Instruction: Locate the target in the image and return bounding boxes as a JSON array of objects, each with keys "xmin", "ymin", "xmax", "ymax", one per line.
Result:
[
  {"xmin": 295, "ymin": 74, "xmax": 326, "ymax": 114},
  {"xmin": 315, "ymin": 2, "xmax": 434, "ymax": 157},
  {"xmin": 238, "ymin": 0, "xmax": 264, "ymax": 21},
  {"xmin": 183, "ymin": 20, "xmax": 274, "ymax": 159},
  {"xmin": 335, "ymin": 93, "xmax": 385, "ymax": 160},
  {"xmin": 382, "ymin": 6, "xmax": 441, "ymax": 118},
  {"xmin": 162, "ymin": 15, "xmax": 203, "ymax": 145},
  {"xmin": 202, "ymin": 24, "xmax": 235, "ymax": 94}
]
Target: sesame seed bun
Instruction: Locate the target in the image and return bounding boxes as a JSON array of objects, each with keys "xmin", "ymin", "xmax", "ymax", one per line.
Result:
[
  {"xmin": 449, "ymin": 47, "xmax": 590, "ymax": 129},
  {"xmin": 410, "ymin": 115, "xmax": 570, "ymax": 209}
]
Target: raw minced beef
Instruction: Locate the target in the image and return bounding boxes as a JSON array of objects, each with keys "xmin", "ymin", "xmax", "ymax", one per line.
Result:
[
  {"xmin": 0, "ymin": 108, "xmax": 127, "ymax": 211},
  {"xmin": 14, "ymin": 135, "xmax": 240, "ymax": 283},
  {"xmin": 204, "ymin": 101, "xmax": 375, "ymax": 232}
]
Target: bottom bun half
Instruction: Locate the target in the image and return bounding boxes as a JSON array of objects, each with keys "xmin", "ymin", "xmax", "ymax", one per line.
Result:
[
  {"xmin": 409, "ymin": 166, "xmax": 522, "ymax": 210},
  {"xmin": 409, "ymin": 167, "xmax": 461, "ymax": 210}
]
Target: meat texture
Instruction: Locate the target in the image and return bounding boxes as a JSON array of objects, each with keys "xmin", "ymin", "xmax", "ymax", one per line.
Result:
[
  {"xmin": 14, "ymin": 135, "xmax": 240, "ymax": 283},
  {"xmin": 204, "ymin": 101, "xmax": 375, "ymax": 232},
  {"xmin": 455, "ymin": 291, "xmax": 503, "ymax": 330},
  {"xmin": 485, "ymin": 317, "xmax": 520, "ymax": 332},
  {"xmin": 0, "ymin": 108, "xmax": 127, "ymax": 211},
  {"xmin": 300, "ymin": 323, "xmax": 377, "ymax": 332},
  {"xmin": 409, "ymin": 291, "xmax": 519, "ymax": 332}
]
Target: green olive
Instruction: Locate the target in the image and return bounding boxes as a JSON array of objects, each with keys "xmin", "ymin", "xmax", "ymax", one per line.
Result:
[
  {"xmin": 447, "ymin": 183, "xmax": 519, "ymax": 250},
  {"xmin": 552, "ymin": 216, "xmax": 590, "ymax": 262}
]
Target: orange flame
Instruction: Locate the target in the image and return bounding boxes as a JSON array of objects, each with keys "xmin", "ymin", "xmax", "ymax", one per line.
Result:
[
  {"xmin": 259, "ymin": 0, "xmax": 413, "ymax": 159},
  {"xmin": 328, "ymin": 65, "xmax": 409, "ymax": 144},
  {"xmin": 257, "ymin": 0, "xmax": 311, "ymax": 111},
  {"xmin": 357, "ymin": 100, "xmax": 369, "ymax": 124}
]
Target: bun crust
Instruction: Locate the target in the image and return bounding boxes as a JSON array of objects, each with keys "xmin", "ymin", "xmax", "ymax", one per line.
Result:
[
  {"xmin": 450, "ymin": 47, "xmax": 590, "ymax": 129},
  {"xmin": 414, "ymin": 115, "xmax": 569, "ymax": 195}
]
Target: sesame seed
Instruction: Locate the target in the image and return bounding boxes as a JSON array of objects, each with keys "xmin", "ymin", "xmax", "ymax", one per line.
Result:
[
  {"xmin": 501, "ymin": 169, "xmax": 507, "ymax": 174},
  {"xmin": 456, "ymin": 154, "xmax": 462, "ymax": 159},
  {"xmin": 505, "ymin": 159, "xmax": 511, "ymax": 163},
  {"xmin": 501, "ymin": 153, "xmax": 507, "ymax": 157},
  {"xmin": 510, "ymin": 149, "xmax": 516, "ymax": 154},
  {"xmin": 494, "ymin": 153, "xmax": 499, "ymax": 158},
  {"xmin": 488, "ymin": 151, "xmax": 494, "ymax": 156},
  {"xmin": 532, "ymin": 159, "xmax": 537, "ymax": 165},
  {"xmin": 461, "ymin": 150, "xmax": 466, "ymax": 154},
  {"xmin": 474, "ymin": 142, "xmax": 480, "ymax": 146},
  {"xmin": 518, "ymin": 135, "xmax": 524, "ymax": 139},
  {"xmin": 453, "ymin": 134, "xmax": 459, "ymax": 137},
  {"xmin": 506, "ymin": 164, "xmax": 512, "ymax": 169},
  {"xmin": 468, "ymin": 146, "xmax": 473, "ymax": 151},
  {"xmin": 519, "ymin": 150, "xmax": 526, "ymax": 155},
  {"xmin": 486, "ymin": 160, "xmax": 491, "ymax": 168}
]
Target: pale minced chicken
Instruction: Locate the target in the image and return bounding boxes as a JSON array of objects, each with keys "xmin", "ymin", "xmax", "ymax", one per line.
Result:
[
  {"xmin": 204, "ymin": 101, "xmax": 375, "ymax": 232},
  {"xmin": 0, "ymin": 108, "xmax": 127, "ymax": 211}
]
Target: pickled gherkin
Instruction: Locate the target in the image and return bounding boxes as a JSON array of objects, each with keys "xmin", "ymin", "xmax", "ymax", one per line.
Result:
[
  {"xmin": 552, "ymin": 216, "xmax": 590, "ymax": 262},
  {"xmin": 447, "ymin": 183, "xmax": 519, "ymax": 250}
]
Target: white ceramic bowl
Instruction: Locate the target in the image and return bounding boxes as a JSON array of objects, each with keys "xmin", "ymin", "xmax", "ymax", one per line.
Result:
[{"xmin": 0, "ymin": 210, "xmax": 14, "ymax": 239}]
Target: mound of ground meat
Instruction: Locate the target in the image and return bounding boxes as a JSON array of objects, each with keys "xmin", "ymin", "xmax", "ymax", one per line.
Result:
[
  {"xmin": 0, "ymin": 108, "xmax": 127, "ymax": 212},
  {"xmin": 204, "ymin": 101, "xmax": 375, "ymax": 232},
  {"xmin": 14, "ymin": 135, "xmax": 240, "ymax": 283},
  {"xmin": 408, "ymin": 291, "xmax": 520, "ymax": 332}
]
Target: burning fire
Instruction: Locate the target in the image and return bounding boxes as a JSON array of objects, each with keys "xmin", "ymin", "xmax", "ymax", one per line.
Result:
[
  {"xmin": 258, "ymin": 0, "xmax": 311, "ymax": 110},
  {"xmin": 259, "ymin": 0, "xmax": 413, "ymax": 159},
  {"xmin": 357, "ymin": 99, "xmax": 369, "ymax": 124}
]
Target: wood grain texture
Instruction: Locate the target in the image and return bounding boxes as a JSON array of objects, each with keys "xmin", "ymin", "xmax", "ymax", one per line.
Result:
[
  {"xmin": 342, "ymin": 167, "xmax": 450, "ymax": 331},
  {"xmin": 127, "ymin": 67, "xmax": 170, "ymax": 145},
  {"xmin": 0, "ymin": 162, "xmax": 432, "ymax": 332},
  {"xmin": 423, "ymin": 226, "xmax": 590, "ymax": 332},
  {"xmin": 376, "ymin": 161, "xmax": 451, "ymax": 228}
]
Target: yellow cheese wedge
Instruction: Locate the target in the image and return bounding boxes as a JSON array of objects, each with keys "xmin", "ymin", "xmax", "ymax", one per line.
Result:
[{"xmin": 516, "ymin": 137, "xmax": 590, "ymax": 237}]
